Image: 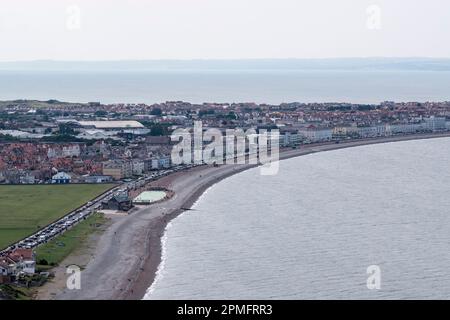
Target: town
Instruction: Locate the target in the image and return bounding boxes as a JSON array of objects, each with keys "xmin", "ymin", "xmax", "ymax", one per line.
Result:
[
  {"xmin": 1, "ymin": 98, "xmax": 450, "ymax": 297},
  {"xmin": 1, "ymin": 99, "xmax": 450, "ymax": 187}
]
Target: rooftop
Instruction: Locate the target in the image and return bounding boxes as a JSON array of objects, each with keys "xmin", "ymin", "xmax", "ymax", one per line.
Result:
[{"xmin": 78, "ymin": 120, "xmax": 145, "ymax": 129}]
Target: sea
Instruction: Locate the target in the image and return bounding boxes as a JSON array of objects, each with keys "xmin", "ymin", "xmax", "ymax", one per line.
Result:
[
  {"xmin": 145, "ymin": 137, "xmax": 450, "ymax": 299},
  {"xmin": 0, "ymin": 69, "xmax": 450, "ymax": 104}
]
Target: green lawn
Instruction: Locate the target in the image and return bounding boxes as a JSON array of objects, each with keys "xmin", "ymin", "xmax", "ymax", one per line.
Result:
[
  {"xmin": 0, "ymin": 284, "xmax": 34, "ymax": 300},
  {"xmin": 0, "ymin": 184, "xmax": 114, "ymax": 250},
  {"xmin": 35, "ymin": 213, "xmax": 109, "ymax": 266}
]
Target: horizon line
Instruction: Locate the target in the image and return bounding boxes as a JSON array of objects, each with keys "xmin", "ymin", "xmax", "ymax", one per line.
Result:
[{"xmin": 1, "ymin": 57, "xmax": 450, "ymax": 63}]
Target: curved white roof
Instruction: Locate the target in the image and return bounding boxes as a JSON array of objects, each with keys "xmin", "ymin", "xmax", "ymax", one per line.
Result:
[{"xmin": 78, "ymin": 121, "xmax": 144, "ymax": 129}]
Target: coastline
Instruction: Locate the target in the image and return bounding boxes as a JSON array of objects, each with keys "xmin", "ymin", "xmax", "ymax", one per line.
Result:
[{"xmin": 39, "ymin": 132, "xmax": 450, "ymax": 300}]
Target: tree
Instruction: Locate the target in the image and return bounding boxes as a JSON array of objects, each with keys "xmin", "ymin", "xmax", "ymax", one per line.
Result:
[
  {"xmin": 94, "ymin": 110, "xmax": 108, "ymax": 117},
  {"xmin": 149, "ymin": 124, "xmax": 165, "ymax": 136},
  {"xmin": 38, "ymin": 259, "xmax": 49, "ymax": 266},
  {"xmin": 58, "ymin": 123, "xmax": 76, "ymax": 135},
  {"xmin": 226, "ymin": 112, "xmax": 237, "ymax": 120},
  {"xmin": 198, "ymin": 109, "xmax": 215, "ymax": 118},
  {"xmin": 150, "ymin": 108, "xmax": 162, "ymax": 116}
]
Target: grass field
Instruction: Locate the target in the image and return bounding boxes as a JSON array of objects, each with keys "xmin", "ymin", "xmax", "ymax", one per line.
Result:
[
  {"xmin": 0, "ymin": 184, "xmax": 114, "ymax": 250},
  {"xmin": 35, "ymin": 213, "xmax": 109, "ymax": 266}
]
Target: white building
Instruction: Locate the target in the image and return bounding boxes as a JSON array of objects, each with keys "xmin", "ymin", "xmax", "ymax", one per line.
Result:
[
  {"xmin": 0, "ymin": 130, "xmax": 45, "ymax": 139},
  {"xmin": 19, "ymin": 173, "xmax": 36, "ymax": 184},
  {"xmin": 281, "ymin": 131, "xmax": 301, "ymax": 147},
  {"xmin": 446, "ymin": 121, "xmax": 450, "ymax": 130},
  {"xmin": 159, "ymin": 156, "xmax": 171, "ymax": 168},
  {"xmin": 298, "ymin": 126, "xmax": 332, "ymax": 143},
  {"xmin": 357, "ymin": 126, "xmax": 378, "ymax": 138},
  {"xmin": 123, "ymin": 128, "xmax": 151, "ymax": 135},
  {"xmin": 132, "ymin": 161, "xmax": 145, "ymax": 175},
  {"xmin": 353, "ymin": 125, "xmax": 391, "ymax": 138},
  {"xmin": 52, "ymin": 172, "xmax": 72, "ymax": 184},
  {"xmin": 77, "ymin": 120, "xmax": 145, "ymax": 130},
  {"xmin": 21, "ymin": 261, "xmax": 36, "ymax": 275},
  {"xmin": 151, "ymin": 159, "xmax": 160, "ymax": 170},
  {"xmin": 377, "ymin": 124, "xmax": 392, "ymax": 136},
  {"xmin": 47, "ymin": 148, "xmax": 58, "ymax": 159},
  {"xmin": 391, "ymin": 123, "xmax": 423, "ymax": 134},
  {"xmin": 424, "ymin": 116, "xmax": 446, "ymax": 131},
  {"xmin": 62, "ymin": 145, "xmax": 81, "ymax": 157},
  {"xmin": 0, "ymin": 263, "xmax": 10, "ymax": 276},
  {"xmin": 77, "ymin": 129, "xmax": 119, "ymax": 140},
  {"xmin": 151, "ymin": 156, "xmax": 171, "ymax": 170}
]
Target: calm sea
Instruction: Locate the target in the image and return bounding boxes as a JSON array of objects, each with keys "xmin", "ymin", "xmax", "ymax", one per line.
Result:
[
  {"xmin": 145, "ymin": 138, "xmax": 450, "ymax": 299},
  {"xmin": 1, "ymin": 70, "xmax": 450, "ymax": 104}
]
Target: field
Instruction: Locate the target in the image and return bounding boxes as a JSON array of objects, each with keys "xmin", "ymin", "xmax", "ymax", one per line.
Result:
[{"xmin": 0, "ymin": 184, "xmax": 114, "ymax": 250}]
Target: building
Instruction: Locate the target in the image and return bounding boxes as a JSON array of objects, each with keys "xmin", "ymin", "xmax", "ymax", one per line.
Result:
[
  {"xmin": 357, "ymin": 126, "xmax": 378, "ymax": 138},
  {"xmin": 144, "ymin": 159, "xmax": 153, "ymax": 172},
  {"xmin": 132, "ymin": 161, "xmax": 145, "ymax": 175},
  {"xmin": 52, "ymin": 172, "xmax": 71, "ymax": 184},
  {"xmin": 3, "ymin": 249, "xmax": 36, "ymax": 276},
  {"xmin": 424, "ymin": 116, "xmax": 446, "ymax": 131},
  {"xmin": 0, "ymin": 130, "xmax": 45, "ymax": 139},
  {"xmin": 151, "ymin": 159, "xmax": 159, "ymax": 170},
  {"xmin": 19, "ymin": 173, "xmax": 36, "ymax": 184},
  {"xmin": 376, "ymin": 124, "xmax": 391, "ymax": 137},
  {"xmin": 102, "ymin": 160, "xmax": 132, "ymax": 180},
  {"xmin": 0, "ymin": 261, "xmax": 10, "ymax": 276},
  {"xmin": 280, "ymin": 130, "xmax": 301, "ymax": 147},
  {"xmin": 333, "ymin": 126, "xmax": 357, "ymax": 139},
  {"xmin": 62, "ymin": 145, "xmax": 81, "ymax": 157},
  {"xmin": 77, "ymin": 120, "xmax": 145, "ymax": 130},
  {"xmin": 76, "ymin": 129, "xmax": 118, "ymax": 141},
  {"xmin": 391, "ymin": 123, "xmax": 423, "ymax": 134},
  {"xmin": 0, "ymin": 260, "xmax": 12, "ymax": 284},
  {"xmin": 150, "ymin": 156, "xmax": 172, "ymax": 170},
  {"xmin": 102, "ymin": 193, "xmax": 133, "ymax": 211},
  {"xmin": 298, "ymin": 126, "xmax": 332, "ymax": 143},
  {"xmin": 83, "ymin": 175, "xmax": 113, "ymax": 184},
  {"xmin": 122, "ymin": 128, "xmax": 151, "ymax": 135},
  {"xmin": 158, "ymin": 156, "xmax": 171, "ymax": 168},
  {"xmin": 20, "ymin": 260, "xmax": 36, "ymax": 274}
]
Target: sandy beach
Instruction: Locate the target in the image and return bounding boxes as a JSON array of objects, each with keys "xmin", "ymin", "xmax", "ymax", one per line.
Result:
[{"xmin": 35, "ymin": 132, "xmax": 450, "ymax": 300}]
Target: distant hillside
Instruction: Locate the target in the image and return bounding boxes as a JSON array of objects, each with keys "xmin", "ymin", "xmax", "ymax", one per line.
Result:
[
  {"xmin": 1, "ymin": 58, "xmax": 450, "ymax": 72},
  {"xmin": 0, "ymin": 100, "xmax": 85, "ymax": 109}
]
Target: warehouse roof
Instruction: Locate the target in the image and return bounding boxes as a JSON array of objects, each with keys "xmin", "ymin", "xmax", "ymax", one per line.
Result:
[{"xmin": 78, "ymin": 121, "xmax": 145, "ymax": 129}]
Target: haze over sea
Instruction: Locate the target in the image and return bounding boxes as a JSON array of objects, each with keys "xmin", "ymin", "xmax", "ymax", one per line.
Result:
[
  {"xmin": 1, "ymin": 59, "xmax": 450, "ymax": 104},
  {"xmin": 146, "ymin": 138, "xmax": 450, "ymax": 299}
]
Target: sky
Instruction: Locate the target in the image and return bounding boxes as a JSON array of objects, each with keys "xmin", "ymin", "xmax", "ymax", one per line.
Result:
[{"xmin": 0, "ymin": 0, "xmax": 449, "ymax": 61}]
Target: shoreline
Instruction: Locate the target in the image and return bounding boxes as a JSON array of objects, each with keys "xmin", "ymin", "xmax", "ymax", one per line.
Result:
[{"xmin": 40, "ymin": 132, "xmax": 450, "ymax": 300}]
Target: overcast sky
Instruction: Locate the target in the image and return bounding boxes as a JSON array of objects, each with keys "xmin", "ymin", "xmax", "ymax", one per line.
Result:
[{"xmin": 0, "ymin": 0, "xmax": 449, "ymax": 61}]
